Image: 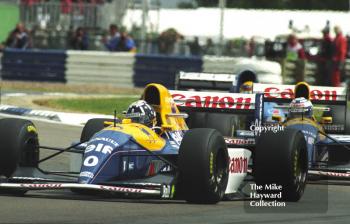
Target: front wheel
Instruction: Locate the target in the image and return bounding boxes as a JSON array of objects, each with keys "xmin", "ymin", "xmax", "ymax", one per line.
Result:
[
  {"xmin": 253, "ymin": 128, "xmax": 308, "ymax": 201},
  {"xmin": 0, "ymin": 118, "xmax": 39, "ymax": 196},
  {"xmin": 0, "ymin": 118, "xmax": 39, "ymax": 178},
  {"xmin": 178, "ymin": 128, "xmax": 229, "ymax": 204}
]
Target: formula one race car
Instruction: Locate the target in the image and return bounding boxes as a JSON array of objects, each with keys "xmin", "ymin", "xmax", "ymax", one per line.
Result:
[
  {"xmin": 175, "ymin": 69, "xmax": 282, "ymax": 92},
  {"xmin": 0, "ymin": 83, "xmax": 307, "ymax": 203},
  {"xmin": 253, "ymin": 82, "xmax": 350, "ymax": 179},
  {"xmin": 229, "ymin": 82, "xmax": 350, "ymax": 180}
]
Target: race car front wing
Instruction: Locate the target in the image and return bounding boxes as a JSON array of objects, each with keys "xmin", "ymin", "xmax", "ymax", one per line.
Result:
[{"xmin": 0, "ymin": 181, "xmax": 175, "ymax": 199}]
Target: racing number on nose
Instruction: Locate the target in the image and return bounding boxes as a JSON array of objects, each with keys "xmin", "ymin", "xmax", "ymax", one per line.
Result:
[
  {"xmin": 83, "ymin": 143, "xmax": 113, "ymax": 167},
  {"xmin": 84, "ymin": 155, "xmax": 99, "ymax": 167}
]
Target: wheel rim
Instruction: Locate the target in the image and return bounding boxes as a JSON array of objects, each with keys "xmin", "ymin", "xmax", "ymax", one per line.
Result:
[
  {"xmin": 294, "ymin": 142, "xmax": 307, "ymax": 193},
  {"xmin": 213, "ymin": 148, "xmax": 228, "ymax": 194}
]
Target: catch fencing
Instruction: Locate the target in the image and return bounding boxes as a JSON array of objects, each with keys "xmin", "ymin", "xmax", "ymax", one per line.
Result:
[{"xmin": 19, "ymin": 1, "xmax": 128, "ymax": 31}]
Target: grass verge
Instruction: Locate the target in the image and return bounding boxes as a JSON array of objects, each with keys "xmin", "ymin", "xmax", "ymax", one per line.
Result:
[
  {"xmin": 0, "ymin": 81, "xmax": 143, "ymax": 95},
  {"xmin": 34, "ymin": 97, "xmax": 139, "ymax": 116}
]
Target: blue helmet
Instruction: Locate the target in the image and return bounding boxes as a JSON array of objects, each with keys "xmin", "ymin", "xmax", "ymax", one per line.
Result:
[
  {"xmin": 125, "ymin": 100, "xmax": 156, "ymax": 127},
  {"xmin": 288, "ymin": 97, "xmax": 313, "ymax": 119}
]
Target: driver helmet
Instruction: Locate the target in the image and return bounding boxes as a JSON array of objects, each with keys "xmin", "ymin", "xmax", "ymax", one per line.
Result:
[
  {"xmin": 239, "ymin": 81, "xmax": 253, "ymax": 93},
  {"xmin": 125, "ymin": 100, "xmax": 156, "ymax": 127},
  {"xmin": 288, "ymin": 97, "xmax": 313, "ymax": 119}
]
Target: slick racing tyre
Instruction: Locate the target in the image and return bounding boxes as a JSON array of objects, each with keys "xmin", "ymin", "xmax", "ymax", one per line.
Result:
[
  {"xmin": 205, "ymin": 113, "xmax": 240, "ymax": 137},
  {"xmin": 80, "ymin": 118, "xmax": 117, "ymax": 142},
  {"xmin": 346, "ymin": 108, "xmax": 350, "ymax": 134},
  {"xmin": 179, "ymin": 128, "xmax": 229, "ymax": 204},
  {"xmin": 254, "ymin": 128, "xmax": 308, "ymax": 201},
  {"xmin": 0, "ymin": 118, "xmax": 39, "ymax": 178},
  {"xmin": 324, "ymin": 106, "xmax": 349, "ymax": 134},
  {"xmin": 185, "ymin": 112, "xmax": 207, "ymax": 129},
  {"xmin": 186, "ymin": 112, "xmax": 240, "ymax": 137}
]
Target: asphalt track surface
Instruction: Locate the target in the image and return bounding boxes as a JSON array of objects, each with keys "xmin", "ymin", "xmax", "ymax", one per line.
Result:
[{"xmin": 0, "ymin": 116, "xmax": 350, "ymax": 224}]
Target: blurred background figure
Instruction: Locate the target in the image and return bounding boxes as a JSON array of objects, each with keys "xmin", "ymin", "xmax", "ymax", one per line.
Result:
[
  {"xmin": 157, "ymin": 28, "xmax": 178, "ymax": 55},
  {"xmin": 116, "ymin": 31, "xmax": 136, "ymax": 52},
  {"xmin": 246, "ymin": 37, "xmax": 256, "ymax": 57},
  {"xmin": 102, "ymin": 24, "xmax": 120, "ymax": 52},
  {"xmin": 286, "ymin": 34, "xmax": 305, "ymax": 60},
  {"xmin": 5, "ymin": 22, "xmax": 30, "ymax": 49},
  {"xmin": 70, "ymin": 27, "xmax": 89, "ymax": 50},
  {"xmin": 319, "ymin": 27, "xmax": 333, "ymax": 86},
  {"xmin": 59, "ymin": 0, "xmax": 73, "ymax": 31},
  {"xmin": 332, "ymin": 25, "xmax": 347, "ymax": 87},
  {"xmin": 188, "ymin": 36, "xmax": 202, "ymax": 56},
  {"xmin": 173, "ymin": 34, "xmax": 188, "ymax": 55},
  {"xmin": 204, "ymin": 38, "xmax": 215, "ymax": 55}
]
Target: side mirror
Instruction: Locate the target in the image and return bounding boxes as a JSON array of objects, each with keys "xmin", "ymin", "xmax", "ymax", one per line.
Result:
[
  {"xmin": 272, "ymin": 114, "xmax": 282, "ymax": 122},
  {"xmin": 166, "ymin": 113, "xmax": 189, "ymax": 119},
  {"xmin": 321, "ymin": 116, "xmax": 333, "ymax": 124}
]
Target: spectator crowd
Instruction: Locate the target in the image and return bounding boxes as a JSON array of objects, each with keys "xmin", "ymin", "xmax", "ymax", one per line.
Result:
[
  {"xmin": 1, "ymin": 1, "xmax": 350, "ymax": 87},
  {"xmin": 285, "ymin": 26, "xmax": 348, "ymax": 87},
  {"xmin": 0, "ymin": 22, "xmax": 137, "ymax": 53}
]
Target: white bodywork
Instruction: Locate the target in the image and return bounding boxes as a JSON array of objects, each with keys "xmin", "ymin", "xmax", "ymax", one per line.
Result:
[
  {"xmin": 179, "ymin": 71, "xmax": 235, "ymax": 82},
  {"xmin": 225, "ymin": 148, "xmax": 252, "ymax": 194},
  {"xmin": 253, "ymin": 83, "xmax": 347, "ymax": 102},
  {"xmin": 170, "ymin": 90, "xmax": 255, "ymax": 110}
]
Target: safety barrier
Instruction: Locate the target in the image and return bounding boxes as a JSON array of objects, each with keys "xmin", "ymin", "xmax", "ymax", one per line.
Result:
[
  {"xmin": 65, "ymin": 51, "xmax": 134, "ymax": 87},
  {"xmin": 282, "ymin": 59, "xmax": 304, "ymax": 84},
  {"xmin": 304, "ymin": 61, "xmax": 318, "ymax": 84},
  {"xmin": 282, "ymin": 59, "xmax": 319, "ymax": 85},
  {"xmin": 203, "ymin": 56, "xmax": 282, "ymax": 79},
  {"xmin": 133, "ymin": 54, "xmax": 203, "ymax": 89},
  {"xmin": 202, "ymin": 56, "xmax": 241, "ymax": 73},
  {"xmin": 280, "ymin": 59, "xmax": 350, "ymax": 86},
  {"xmin": 1, "ymin": 49, "xmax": 66, "ymax": 82},
  {"xmin": 6, "ymin": 49, "xmax": 343, "ymax": 89}
]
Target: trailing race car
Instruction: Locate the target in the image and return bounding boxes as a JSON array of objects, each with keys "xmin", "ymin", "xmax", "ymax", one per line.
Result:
[
  {"xmin": 230, "ymin": 82, "xmax": 350, "ymax": 180},
  {"xmin": 175, "ymin": 69, "xmax": 282, "ymax": 92},
  {"xmin": 252, "ymin": 82, "xmax": 350, "ymax": 133},
  {"xmin": 175, "ymin": 70, "xmax": 285, "ymax": 129},
  {"xmin": 0, "ymin": 83, "xmax": 307, "ymax": 203}
]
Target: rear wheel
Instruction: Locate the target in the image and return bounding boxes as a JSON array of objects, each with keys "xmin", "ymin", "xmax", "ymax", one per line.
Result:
[
  {"xmin": 346, "ymin": 108, "xmax": 350, "ymax": 134},
  {"xmin": 206, "ymin": 113, "xmax": 240, "ymax": 137},
  {"xmin": 179, "ymin": 128, "xmax": 229, "ymax": 204},
  {"xmin": 186, "ymin": 112, "xmax": 240, "ymax": 137},
  {"xmin": 325, "ymin": 106, "xmax": 349, "ymax": 134},
  {"xmin": 185, "ymin": 112, "xmax": 207, "ymax": 129},
  {"xmin": 254, "ymin": 128, "xmax": 308, "ymax": 201},
  {"xmin": 80, "ymin": 118, "xmax": 117, "ymax": 142}
]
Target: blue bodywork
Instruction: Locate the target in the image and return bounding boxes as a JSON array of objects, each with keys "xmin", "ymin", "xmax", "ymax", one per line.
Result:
[
  {"xmin": 285, "ymin": 118, "xmax": 350, "ymax": 169},
  {"xmin": 78, "ymin": 129, "xmax": 184, "ymax": 184},
  {"xmin": 284, "ymin": 121, "xmax": 321, "ymax": 167}
]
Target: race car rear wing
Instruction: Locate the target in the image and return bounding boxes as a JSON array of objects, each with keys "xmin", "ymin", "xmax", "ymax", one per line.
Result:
[
  {"xmin": 253, "ymin": 83, "xmax": 347, "ymax": 105},
  {"xmin": 175, "ymin": 71, "xmax": 236, "ymax": 91},
  {"xmin": 170, "ymin": 90, "xmax": 258, "ymax": 113}
]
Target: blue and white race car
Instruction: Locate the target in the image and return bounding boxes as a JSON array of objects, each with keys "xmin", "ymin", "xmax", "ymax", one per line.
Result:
[{"xmin": 0, "ymin": 83, "xmax": 307, "ymax": 203}]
